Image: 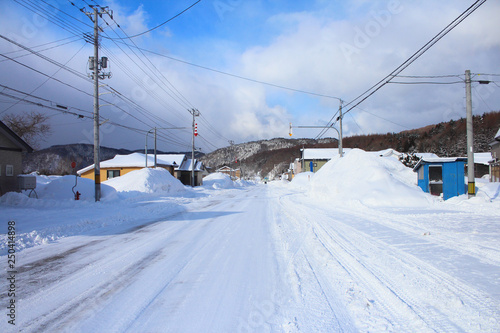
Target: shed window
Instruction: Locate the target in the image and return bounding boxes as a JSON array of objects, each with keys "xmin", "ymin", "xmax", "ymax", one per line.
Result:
[
  {"xmin": 429, "ymin": 165, "xmax": 443, "ymax": 196},
  {"xmin": 107, "ymin": 170, "xmax": 120, "ymax": 179},
  {"xmin": 429, "ymin": 165, "xmax": 443, "ymax": 182},
  {"xmin": 6, "ymin": 165, "xmax": 14, "ymax": 176},
  {"xmin": 418, "ymin": 167, "xmax": 424, "ymax": 180}
]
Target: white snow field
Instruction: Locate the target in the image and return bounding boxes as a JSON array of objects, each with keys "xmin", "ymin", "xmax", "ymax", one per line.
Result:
[{"xmin": 1, "ymin": 151, "xmax": 500, "ymax": 332}]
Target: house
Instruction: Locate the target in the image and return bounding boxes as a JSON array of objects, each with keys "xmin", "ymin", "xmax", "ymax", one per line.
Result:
[
  {"xmin": 78, "ymin": 153, "xmax": 177, "ymax": 180},
  {"xmin": 301, "ymin": 148, "xmax": 351, "ymax": 173},
  {"xmin": 78, "ymin": 152, "xmax": 205, "ymax": 186},
  {"xmin": 0, "ymin": 120, "xmax": 33, "ymax": 195},
  {"xmin": 216, "ymin": 166, "xmax": 241, "ymax": 180},
  {"xmin": 489, "ymin": 128, "xmax": 500, "ymax": 182},
  {"xmin": 413, "ymin": 157, "xmax": 467, "ymax": 200}
]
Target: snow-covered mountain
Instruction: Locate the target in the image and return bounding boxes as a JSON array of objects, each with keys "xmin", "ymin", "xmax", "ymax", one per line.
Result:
[{"xmin": 200, "ymin": 137, "xmax": 338, "ymax": 179}]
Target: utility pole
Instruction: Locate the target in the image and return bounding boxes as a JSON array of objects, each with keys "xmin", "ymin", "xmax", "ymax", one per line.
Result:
[
  {"xmin": 154, "ymin": 127, "xmax": 157, "ymax": 167},
  {"xmin": 465, "ymin": 70, "xmax": 475, "ymax": 198},
  {"xmin": 338, "ymin": 100, "xmax": 344, "ymax": 157},
  {"xmin": 84, "ymin": 6, "xmax": 112, "ymax": 202},
  {"xmin": 190, "ymin": 108, "xmax": 200, "ymax": 186}
]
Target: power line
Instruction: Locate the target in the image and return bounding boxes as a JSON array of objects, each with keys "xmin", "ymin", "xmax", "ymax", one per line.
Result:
[
  {"xmin": 315, "ymin": 0, "xmax": 487, "ymax": 139},
  {"xmin": 100, "ymin": 0, "xmax": 203, "ymax": 39},
  {"xmin": 342, "ymin": 0, "xmax": 487, "ymax": 115},
  {"xmin": 388, "ymin": 81, "xmax": 464, "ymax": 85},
  {"xmin": 137, "ymin": 47, "xmax": 344, "ymax": 101}
]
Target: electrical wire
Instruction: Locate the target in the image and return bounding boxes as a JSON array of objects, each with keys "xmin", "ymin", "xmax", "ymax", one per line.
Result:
[
  {"xmin": 315, "ymin": 0, "xmax": 487, "ymax": 139},
  {"xmin": 100, "ymin": 0, "xmax": 203, "ymax": 39}
]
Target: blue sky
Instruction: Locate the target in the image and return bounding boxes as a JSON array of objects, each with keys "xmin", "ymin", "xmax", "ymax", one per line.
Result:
[{"xmin": 1, "ymin": 0, "xmax": 499, "ymax": 152}]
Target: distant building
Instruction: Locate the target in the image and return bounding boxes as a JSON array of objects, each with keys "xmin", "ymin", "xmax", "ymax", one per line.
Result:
[
  {"xmin": 489, "ymin": 128, "xmax": 500, "ymax": 182},
  {"xmin": 216, "ymin": 166, "xmax": 241, "ymax": 180},
  {"xmin": 0, "ymin": 120, "xmax": 33, "ymax": 195},
  {"xmin": 301, "ymin": 148, "xmax": 350, "ymax": 173}
]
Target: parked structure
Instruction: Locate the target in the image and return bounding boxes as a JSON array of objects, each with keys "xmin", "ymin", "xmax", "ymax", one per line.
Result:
[
  {"xmin": 0, "ymin": 120, "xmax": 33, "ymax": 195},
  {"xmin": 489, "ymin": 128, "xmax": 500, "ymax": 182},
  {"xmin": 413, "ymin": 157, "xmax": 467, "ymax": 200}
]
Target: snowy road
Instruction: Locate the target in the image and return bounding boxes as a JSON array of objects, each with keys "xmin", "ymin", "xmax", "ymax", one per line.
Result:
[{"xmin": 2, "ymin": 183, "xmax": 500, "ymax": 332}]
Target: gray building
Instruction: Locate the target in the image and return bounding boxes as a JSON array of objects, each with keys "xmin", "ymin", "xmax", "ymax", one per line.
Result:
[
  {"xmin": 490, "ymin": 128, "xmax": 500, "ymax": 182},
  {"xmin": 0, "ymin": 120, "xmax": 33, "ymax": 195}
]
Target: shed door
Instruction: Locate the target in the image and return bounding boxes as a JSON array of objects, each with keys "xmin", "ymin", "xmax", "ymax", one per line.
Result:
[{"xmin": 429, "ymin": 165, "xmax": 443, "ymax": 196}]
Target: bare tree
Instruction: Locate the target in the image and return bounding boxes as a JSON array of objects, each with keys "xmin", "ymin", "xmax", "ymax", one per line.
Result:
[{"xmin": 2, "ymin": 111, "xmax": 51, "ymax": 149}]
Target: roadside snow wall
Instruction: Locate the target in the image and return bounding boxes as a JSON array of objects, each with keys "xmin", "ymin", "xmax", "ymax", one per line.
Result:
[{"xmin": 308, "ymin": 149, "xmax": 431, "ymax": 207}]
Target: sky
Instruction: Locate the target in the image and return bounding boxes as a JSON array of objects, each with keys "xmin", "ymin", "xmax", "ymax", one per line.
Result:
[{"xmin": 0, "ymin": 0, "xmax": 499, "ymax": 153}]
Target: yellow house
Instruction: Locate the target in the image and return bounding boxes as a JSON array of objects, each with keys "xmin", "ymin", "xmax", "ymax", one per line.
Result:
[{"xmin": 77, "ymin": 153, "xmax": 182, "ymax": 180}]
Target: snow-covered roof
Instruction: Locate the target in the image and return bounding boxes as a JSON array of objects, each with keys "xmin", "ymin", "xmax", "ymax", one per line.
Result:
[
  {"xmin": 216, "ymin": 166, "xmax": 239, "ymax": 172},
  {"xmin": 302, "ymin": 148, "xmax": 351, "ymax": 160},
  {"xmin": 495, "ymin": 128, "xmax": 500, "ymax": 140},
  {"xmin": 156, "ymin": 154, "xmax": 186, "ymax": 167},
  {"xmin": 413, "ymin": 157, "xmax": 467, "ymax": 171},
  {"xmin": 415, "ymin": 152, "xmax": 440, "ymax": 159},
  {"xmin": 178, "ymin": 159, "xmax": 204, "ymax": 172},
  {"xmin": 474, "ymin": 152, "xmax": 493, "ymax": 165},
  {"xmin": 77, "ymin": 153, "xmax": 179, "ymax": 175},
  {"xmin": 368, "ymin": 149, "xmax": 402, "ymax": 158}
]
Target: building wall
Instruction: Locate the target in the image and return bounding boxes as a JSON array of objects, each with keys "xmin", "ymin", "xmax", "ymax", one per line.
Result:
[
  {"xmin": 304, "ymin": 159, "xmax": 329, "ymax": 173},
  {"xmin": 442, "ymin": 161, "xmax": 466, "ymax": 200},
  {"xmin": 0, "ymin": 149, "xmax": 23, "ymax": 194},
  {"xmin": 491, "ymin": 142, "xmax": 500, "ymax": 161},
  {"xmin": 81, "ymin": 165, "xmax": 175, "ymax": 180}
]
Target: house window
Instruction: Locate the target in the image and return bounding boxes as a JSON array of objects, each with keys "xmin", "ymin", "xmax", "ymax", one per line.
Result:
[
  {"xmin": 6, "ymin": 165, "xmax": 14, "ymax": 177},
  {"xmin": 107, "ymin": 170, "xmax": 120, "ymax": 179}
]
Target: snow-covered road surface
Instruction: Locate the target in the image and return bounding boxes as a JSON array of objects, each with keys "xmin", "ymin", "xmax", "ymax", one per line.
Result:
[{"xmin": 1, "ymin": 182, "xmax": 500, "ymax": 332}]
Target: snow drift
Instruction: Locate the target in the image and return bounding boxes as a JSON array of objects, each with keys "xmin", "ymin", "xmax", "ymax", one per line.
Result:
[
  {"xmin": 308, "ymin": 149, "xmax": 431, "ymax": 207},
  {"xmin": 104, "ymin": 168, "xmax": 186, "ymax": 196},
  {"xmin": 202, "ymin": 172, "xmax": 235, "ymax": 189}
]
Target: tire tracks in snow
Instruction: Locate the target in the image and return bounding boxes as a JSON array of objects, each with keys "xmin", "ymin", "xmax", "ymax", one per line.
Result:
[
  {"xmin": 276, "ymin": 191, "xmax": 500, "ymax": 332},
  {"xmin": 15, "ymin": 201, "xmax": 234, "ymax": 332}
]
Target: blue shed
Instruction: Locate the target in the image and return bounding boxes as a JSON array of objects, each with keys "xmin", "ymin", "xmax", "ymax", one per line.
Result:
[{"xmin": 413, "ymin": 157, "xmax": 467, "ymax": 200}]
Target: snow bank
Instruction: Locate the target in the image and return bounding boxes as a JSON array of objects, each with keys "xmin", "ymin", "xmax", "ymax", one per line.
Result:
[
  {"xmin": 289, "ymin": 172, "xmax": 314, "ymax": 190},
  {"xmin": 308, "ymin": 149, "xmax": 432, "ymax": 207},
  {"xmin": 104, "ymin": 168, "xmax": 186, "ymax": 196},
  {"xmin": 203, "ymin": 172, "xmax": 235, "ymax": 189},
  {"xmin": 446, "ymin": 179, "xmax": 500, "ymax": 206}
]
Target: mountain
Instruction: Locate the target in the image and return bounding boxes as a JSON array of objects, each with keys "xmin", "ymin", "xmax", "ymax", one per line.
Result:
[
  {"xmin": 200, "ymin": 137, "xmax": 338, "ymax": 179},
  {"xmin": 22, "ymin": 111, "xmax": 500, "ymax": 177},
  {"xmin": 22, "ymin": 144, "xmax": 202, "ymax": 175},
  {"xmin": 201, "ymin": 111, "xmax": 500, "ymax": 179}
]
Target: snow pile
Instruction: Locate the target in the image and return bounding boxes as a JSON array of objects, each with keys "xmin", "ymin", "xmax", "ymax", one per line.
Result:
[
  {"xmin": 203, "ymin": 172, "xmax": 235, "ymax": 189},
  {"xmin": 104, "ymin": 168, "xmax": 186, "ymax": 196},
  {"xmin": 446, "ymin": 178, "xmax": 500, "ymax": 206},
  {"xmin": 289, "ymin": 172, "xmax": 315, "ymax": 190},
  {"xmin": 309, "ymin": 149, "xmax": 432, "ymax": 207}
]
